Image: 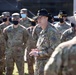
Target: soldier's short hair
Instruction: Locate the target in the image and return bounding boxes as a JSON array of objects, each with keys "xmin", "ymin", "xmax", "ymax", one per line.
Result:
[
  {"xmin": 20, "ymin": 8, "xmax": 27, "ymax": 13},
  {"xmin": 12, "ymin": 13, "xmax": 20, "ymax": 19}
]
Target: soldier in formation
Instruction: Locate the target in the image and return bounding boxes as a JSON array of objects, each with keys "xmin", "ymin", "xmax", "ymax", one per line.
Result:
[
  {"xmin": 3, "ymin": 13, "xmax": 29, "ymax": 75},
  {"xmin": 26, "ymin": 19, "xmax": 36, "ymax": 75},
  {"xmin": 44, "ymin": 36, "xmax": 76, "ymax": 75},
  {"xmin": 54, "ymin": 11, "xmax": 71, "ymax": 37},
  {"xmin": 61, "ymin": 23, "xmax": 76, "ymax": 42},
  {"xmin": 0, "ymin": 11, "xmax": 11, "ymax": 75},
  {"xmin": 20, "ymin": 8, "xmax": 32, "ymax": 28}
]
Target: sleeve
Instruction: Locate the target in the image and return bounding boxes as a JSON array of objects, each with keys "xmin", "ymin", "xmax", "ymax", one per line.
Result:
[
  {"xmin": 38, "ymin": 29, "xmax": 60, "ymax": 57},
  {"xmin": 3, "ymin": 28, "xmax": 8, "ymax": 50},
  {"xmin": 3, "ymin": 28, "xmax": 8, "ymax": 41},
  {"xmin": 23, "ymin": 28, "xmax": 29, "ymax": 48},
  {"xmin": 26, "ymin": 28, "xmax": 36, "ymax": 49},
  {"xmin": 44, "ymin": 46, "xmax": 62, "ymax": 75},
  {"xmin": 32, "ymin": 25, "xmax": 39, "ymax": 42},
  {"xmin": 60, "ymin": 30, "xmax": 68, "ymax": 43}
]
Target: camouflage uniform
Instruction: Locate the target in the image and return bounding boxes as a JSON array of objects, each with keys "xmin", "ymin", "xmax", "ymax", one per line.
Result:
[
  {"xmin": 32, "ymin": 24, "xmax": 42, "ymax": 44},
  {"xmin": 34, "ymin": 23, "xmax": 60, "ymax": 75},
  {"xmin": 60, "ymin": 12, "xmax": 76, "ymax": 42},
  {"xmin": 60, "ymin": 27, "xmax": 76, "ymax": 42},
  {"xmin": 3, "ymin": 13, "xmax": 29, "ymax": 75},
  {"xmin": 20, "ymin": 18, "xmax": 32, "ymax": 28},
  {"xmin": 0, "ymin": 12, "xmax": 11, "ymax": 75},
  {"xmin": 0, "ymin": 24, "xmax": 6, "ymax": 75},
  {"xmin": 54, "ymin": 22, "xmax": 71, "ymax": 37},
  {"xmin": 32, "ymin": 23, "xmax": 55, "ymax": 43},
  {"xmin": 26, "ymin": 26, "xmax": 36, "ymax": 75},
  {"xmin": 44, "ymin": 36, "xmax": 76, "ymax": 75}
]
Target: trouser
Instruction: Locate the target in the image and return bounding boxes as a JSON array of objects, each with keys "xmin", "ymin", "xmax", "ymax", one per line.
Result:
[
  {"xmin": 0, "ymin": 45, "xmax": 5, "ymax": 75},
  {"xmin": 27, "ymin": 55, "xmax": 34, "ymax": 75},
  {"xmin": 0, "ymin": 71, "xmax": 3, "ymax": 75},
  {"xmin": 26, "ymin": 41, "xmax": 36, "ymax": 75},
  {"xmin": 5, "ymin": 54, "xmax": 24, "ymax": 75},
  {"xmin": 34, "ymin": 58, "xmax": 48, "ymax": 75}
]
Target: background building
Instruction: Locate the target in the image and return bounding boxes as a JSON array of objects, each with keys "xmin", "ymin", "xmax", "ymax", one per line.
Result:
[{"xmin": 0, "ymin": 0, "xmax": 73, "ymax": 17}]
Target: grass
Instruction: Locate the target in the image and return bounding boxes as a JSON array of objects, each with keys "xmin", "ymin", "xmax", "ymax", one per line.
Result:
[{"xmin": 13, "ymin": 63, "xmax": 28, "ymax": 75}]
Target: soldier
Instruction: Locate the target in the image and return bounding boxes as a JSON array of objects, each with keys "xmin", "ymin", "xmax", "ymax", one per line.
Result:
[
  {"xmin": 2, "ymin": 12, "xmax": 11, "ymax": 23},
  {"xmin": 20, "ymin": 8, "xmax": 32, "ymax": 28},
  {"xmin": 3, "ymin": 13, "xmax": 29, "ymax": 75},
  {"xmin": 0, "ymin": 12, "xmax": 11, "ymax": 75},
  {"xmin": 32, "ymin": 24, "xmax": 42, "ymax": 44},
  {"xmin": 1, "ymin": 12, "xmax": 11, "ymax": 29},
  {"xmin": 44, "ymin": 36, "xmax": 76, "ymax": 75},
  {"xmin": 54, "ymin": 11, "xmax": 71, "ymax": 37},
  {"xmin": 48, "ymin": 13, "xmax": 55, "ymax": 25},
  {"xmin": 32, "ymin": 16, "xmax": 42, "ymax": 51},
  {"xmin": 58, "ymin": 10, "xmax": 70, "ymax": 23},
  {"xmin": 29, "ymin": 9, "xmax": 60, "ymax": 75},
  {"xmin": 26, "ymin": 20, "xmax": 36, "ymax": 75},
  {"xmin": 60, "ymin": 23, "xmax": 76, "ymax": 42}
]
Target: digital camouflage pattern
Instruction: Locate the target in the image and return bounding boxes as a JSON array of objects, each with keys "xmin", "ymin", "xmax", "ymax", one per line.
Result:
[
  {"xmin": 0, "ymin": 22, "xmax": 10, "ymax": 75},
  {"xmin": 54, "ymin": 22, "xmax": 71, "ymax": 36},
  {"xmin": 26, "ymin": 26, "xmax": 36, "ymax": 75},
  {"xmin": 44, "ymin": 36, "xmax": 76, "ymax": 75},
  {"xmin": 34, "ymin": 23, "xmax": 60, "ymax": 75},
  {"xmin": 3, "ymin": 24, "xmax": 29, "ymax": 75},
  {"xmin": 32, "ymin": 24, "xmax": 42, "ymax": 44},
  {"xmin": 20, "ymin": 18, "xmax": 32, "ymax": 28},
  {"xmin": 60, "ymin": 27, "xmax": 76, "ymax": 42}
]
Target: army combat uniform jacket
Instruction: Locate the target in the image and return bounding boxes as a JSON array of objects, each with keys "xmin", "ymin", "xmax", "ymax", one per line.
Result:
[
  {"xmin": 3, "ymin": 24, "xmax": 29, "ymax": 75},
  {"xmin": 44, "ymin": 37, "xmax": 76, "ymax": 75},
  {"xmin": 60, "ymin": 27, "xmax": 76, "ymax": 42},
  {"xmin": 34, "ymin": 23, "xmax": 60, "ymax": 75}
]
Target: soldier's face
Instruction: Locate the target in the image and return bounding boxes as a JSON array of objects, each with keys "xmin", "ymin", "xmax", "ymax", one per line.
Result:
[
  {"xmin": 3, "ymin": 16, "xmax": 10, "ymax": 21},
  {"xmin": 37, "ymin": 16, "xmax": 48, "ymax": 26},
  {"xmin": 12, "ymin": 18, "xmax": 20, "ymax": 25}
]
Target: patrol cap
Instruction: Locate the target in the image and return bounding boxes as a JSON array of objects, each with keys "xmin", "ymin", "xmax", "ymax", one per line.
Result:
[
  {"xmin": 37, "ymin": 9, "xmax": 49, "ymax": 17},
  {"xmin": 2, "ymin": 12, "xmax": 10, "ymax": 17},
  {"xmin": 20, "ymin": 8, "xmax": 27, "ymax": 13},
  {"xmin": 12, "ymin": 13, "xmax": 20, "ymax": 19}
]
